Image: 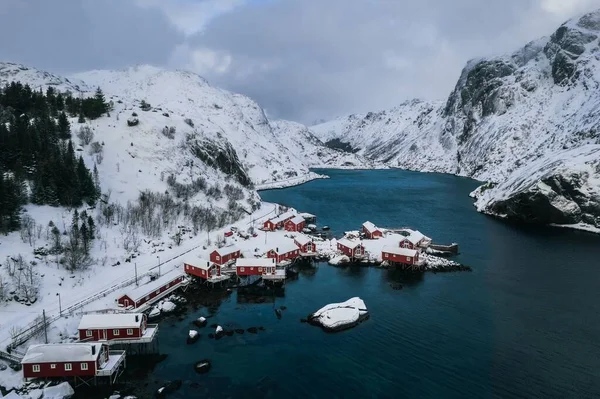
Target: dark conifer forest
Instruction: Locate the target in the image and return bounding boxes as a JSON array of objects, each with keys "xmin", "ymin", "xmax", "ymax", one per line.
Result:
[{"xmin": 0, "ymin": 82, "xmax": 106, "ymax": 233}]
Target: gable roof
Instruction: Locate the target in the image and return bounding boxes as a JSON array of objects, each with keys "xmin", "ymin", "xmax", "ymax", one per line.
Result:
[
  {"xmin": 212, "ymin": 245, "xmax": 239, "ymax": 257},
  {"xmin": 120, "ymin": 268, "xmax": 184, "ymax": 303},
  {"xmin": 270, "ymin": 240, "xmax": 300, "ymax": 255},
  {"xmin": 236, "ymin": 258, "xmax": 276, "ymax": 267},
  {"xmin": 183, "ymin": 257, "xmax": 213, "ymax": 270},
  {"xmin": 78, "ymin": 313, "xmax": 144, "ymax": 330},
  {"xmin": 22, "ymin": 343, "xmax": 103, "ymax": 364},
  {"xmin": 382, "ymin": 246, "xmax": 418, "ymax": 257},
  {"xmin": 269, "ymin": 211, "xmax": 296, "ymax": 225},
  {"xmin": 337, "ymin": 238, "xmax": 362, "ymax": 249},
  {"xmin": 286, "ymin": 215, "xmax": 305, "ymax": 225},
  {"xmin": 294, "ymin": 235, "xmax": 311, "ymax": 246},
  {"xmin": 362, "ymin": 221, "xmax": 379, "ymax": 233}
]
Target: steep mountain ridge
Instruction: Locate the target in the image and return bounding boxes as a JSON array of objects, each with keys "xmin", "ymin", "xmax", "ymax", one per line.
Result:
[{"xmin": 312, "ymin": 10, "xmax": 600, "ymax": 232}]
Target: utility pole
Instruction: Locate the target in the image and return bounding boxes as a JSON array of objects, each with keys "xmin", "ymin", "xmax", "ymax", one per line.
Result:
[
  {"xmin": 56, "ymin": 293, "xmax": 62, "ymax": 316},
  {"xmin": 156, "ymin": 256, "xmax": 161, "ymax": 276},
  {"xmin": 135, "ymin": 263, "xmax": 138, "ymax": 286},
  {"xmin": 43, "ymin": 310, "xmax": 48, "ymax": 344}
]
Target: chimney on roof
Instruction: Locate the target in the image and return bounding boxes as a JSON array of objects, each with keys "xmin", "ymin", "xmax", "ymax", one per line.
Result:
[
  {"xmin": 276, "ymin": 247, "xmax": 279, "ymax": 252},
  {"xmin": 92, "ymin": 345, "xmax": 96, "ymax": 355},
  {"xmin": 135, "ymin": 315, "xmax": 139, "ymax": 322}
]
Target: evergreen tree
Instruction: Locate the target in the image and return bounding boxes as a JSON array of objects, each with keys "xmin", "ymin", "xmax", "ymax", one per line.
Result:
[
  {"xmin": 78, "ymin": 113, "xmax": 85, "ymax": 124},
  {"xmin": 50, "ymin": 225, "xmax": 61, "ymax": 253},
  {"xmin": 80, "ymin": 220, "xmax": 90, "ymax": 254},
  {"xmin": 93, "ymin": 164, "xmax": 100, "ymax": 193},
  {"xmin": 57, "ymin": 112, "xmax": 71, "ymax": 139},
  {"xmin": 93, "ymin": 87, "xmax": 107, "ymax": 117},
  {"xmin": 87, "ymin": 215, "xmax": 95, "ymax": 240},
  {"xmin": 71, "ymin": 209, "xmax": 80, "ymax": 248}
]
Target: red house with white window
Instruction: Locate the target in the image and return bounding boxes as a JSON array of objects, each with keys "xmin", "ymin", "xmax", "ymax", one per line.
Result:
[
  {"xmin": 294, "ymin": 235, "xmax": 316, "ymax": 255},
  {"xmin": 382, "ymin": 246, "xmax": 421, "ymax": 266},
  {"xmin": 78, "ymin": 313, "xmax": 148, "ymax": 342},
  {"xmin": 337, "ymin": 238, "xmax": 365, "ymax": 259},
  {"xmin": 362, "ymin": 221, "xmax": 383, "ymax": 239},
  {"xmin": 236, "ymin": 258, "xmax": 277, "ymax": 276},
  {"xmin": 21, "ymin": 343, "xmax": 125, "ymax": 380},
  {"xmin": 209, "ymin": 246, "xmax": 241, "ymax": 265},
  {"xmin": 263, "ymin": 211, "xmax": 296, "ymax": 231},
  {"xmin": 184, "ymin": 258, "xmax": 220, "ymax": 280},
  {"xmin": 399, "ymin": 230, "xmax": 431, "ymax": 249},
  {"xmin": 399, "ymin": 235, "xmax": 420, "ymax": 250},
  {"xmin": 284, "ymin": 215, "xmax": 306, "ymax": 232},
  {"xmin": 117, "ymin": 269, "xmax": 186, "ymax": 309},
  {"xmin": 267, "ymin": 241, "xmax": 300, "ymax": 263}
]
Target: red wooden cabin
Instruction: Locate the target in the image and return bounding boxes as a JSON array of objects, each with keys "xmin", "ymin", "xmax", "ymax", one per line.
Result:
[
  {"xmin": 362, "ymin": 221, "xmax": 383, "ymax": 239},
  {"xmin": 78, "ymin": 313, "xmax": 147, "ymax": 342},
  {"xmin": 184, "ymin": 258, "xmax": 220, "ymax": 280},
  {"xmin": 337, "ymin": 239, "xmax": 365, "ymax": 258},
  {"xmin": 382, "ymin": 246, "xmax": 420, "ymax": 265},
  {"xmin": 117, "ymin": 269, "xmax": 186, "ymax": 309},
  {"xmin": 267, "ymin": 241, "xmax": 300, "ymax": 263},
  {"xmin": 22, "ymin": 343, "xmax": 108, "ymax": 379},
  {"xmin": 262, "ymin": 211, "xmax": 296, "ymax": 231},
  {"xmin": 235, "ymin": 258, "xmax": 277, "ymax": 276},
  {"xmin": 294, "ymin": 235, "xmax": 316, "ymax": 254},
  {"xmin": 209, "ymin": 246, "xmax": 241, "ymax": 265},
  {"xmin": 284, "ymin": 216, "xmax": 306, "ymax": 232},
  {"xmin": 399, "ymin": 235, "xmax": 420, "ymax": 249}
]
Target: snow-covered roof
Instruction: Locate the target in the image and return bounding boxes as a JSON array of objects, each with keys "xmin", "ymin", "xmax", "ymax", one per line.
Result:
[
  {"xmin": 78, "ymin": 313, "xmax": 144, "ymax": 330},
  {"xmin": 294, "ymin": 235, "xmax": 311, "ymax": 246},
  {"xmin": 269, "ymin": 211, "xmax": 296, "ymax": 224},
  {"xmin": 212, "ymin": 245, "xmax": 239, "ymax": 256},
  {"xmin": 337, "ymin": 238, "xmax": 363, "ymax": 249},
  {"xmin": 401, "ymin": 235, "xmax": 421, "ymax": 245},
  {"xmin": 382, "ymin": 246, "xmax": 418, "ymax": 257},
  {"xmin": 362, "ymin": 221, "xmax": 379, "ymax": 233},
  {"xmin": 22, "ymin": 343, "xmax": 103, "ymax": 364},
  {"xmin": 121, "ymin": 268, "xmax": 184, "ymax": 302},
  {"xmin": 287, "ymin": 215, "xmax": 305, "ymax": 225},
  {"xmin": 271, "ymin": 240, "xmax": 300, "ymax": 254},
  {"xmin": 299, "ymin": 212, "xmax": 316, "ymax": 219},
  {"xmin": 236, "ymin": 258, "xmax": 276, "ymax": 267},
  {"xmin": 183, "ymin": 257, "xmax": 213, "ymax": 270}
]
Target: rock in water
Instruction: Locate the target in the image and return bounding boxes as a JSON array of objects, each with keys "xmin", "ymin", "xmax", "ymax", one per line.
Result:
[
  {"xmin": 193, "ymin": 317, "xmax": 207, "ymax": 328},
  {"xmin": 194, "ymin": 359, "xmax": 211, "ymax": 374},
  {"xmin": 160, "ymin": 301, "xmax": 176, "ymax": 313},
  {"xmin": 148, "ymin": 306, "xmax": 161, "ymax": 320},
  {"xmin": 308, "ymin": 297, "xmax": 369, "ymax": 332},
  {"xmin": 247, "ymin": 327, "xmax": 258, "ymax": 334},
  {"xmin": 275, "ymin": 308, "xmax": 282, "ymax": 319},
  {"xmin": 235, "ymin": 329, "xmax": 245, "ymax": 334},
  {"xmin": 187, "ymin": 330, "xmax": 199, "ymax": 344},
  {"xmin": 156, "ymin": 380, "xmax": 182, "ymax": 397}
]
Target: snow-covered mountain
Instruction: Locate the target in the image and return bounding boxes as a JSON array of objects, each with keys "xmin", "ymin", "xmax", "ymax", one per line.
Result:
[
  {"xmin": 312, "ymin": 10, "xmax": 600, "ymax": 232},
  {"xmin": 0, "ymin": 62, "xmax": 373, "ymax": 217}
]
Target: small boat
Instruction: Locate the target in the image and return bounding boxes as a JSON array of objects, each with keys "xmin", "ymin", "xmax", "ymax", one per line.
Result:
[
  {"xmin": 302, "ymin": 228, "xmax": 312, "ymax": 234},
  {"xmin": 322, "ymin": 226, "xmax": 330, "ymax": 231}
]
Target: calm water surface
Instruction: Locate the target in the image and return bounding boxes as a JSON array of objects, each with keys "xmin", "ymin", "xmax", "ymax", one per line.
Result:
[{"xmin": 153, "ymin": 169, "xmax": 600, "ymax": 398}]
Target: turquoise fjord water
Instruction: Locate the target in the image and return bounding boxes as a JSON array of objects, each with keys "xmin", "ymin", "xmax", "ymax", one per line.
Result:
[{"xmin": 153, "ymin": 169, "xmax": 600, "ymax": 399}]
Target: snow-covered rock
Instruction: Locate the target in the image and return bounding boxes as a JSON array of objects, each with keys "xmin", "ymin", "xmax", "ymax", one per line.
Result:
[
  {"xmin": 328, "ymin": 255, "xmax": 350, "ymax": 266},
  {"xmin": 308, "ymin": 297, "xmax": 368, "ymax": 332},
  {"xmin": 40, "ymin": 382, "xmax": 75, "ymax": 399},
  {"xmin": 159, "ymin": 301, "xmax": 176, "ymax": 313},
  {"xmin": 312, "ymin": 9, "xmax": 600, "ymax": 231},
  {"xmin": 148, "ymin": 306, "xmax": 161, "ymax": 319},
  {"xmin": 188, "ymin": 330, "xmax": 198, "ymax": 339},
  {"xmin": 215, "ymin": 325, "xmax": 223, "ymax": 334}
]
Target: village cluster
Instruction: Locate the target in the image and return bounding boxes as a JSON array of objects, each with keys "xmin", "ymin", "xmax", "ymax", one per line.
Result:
[{"xmin": 4, "ymin": 209, "xmax": 449, "ymax": 395}]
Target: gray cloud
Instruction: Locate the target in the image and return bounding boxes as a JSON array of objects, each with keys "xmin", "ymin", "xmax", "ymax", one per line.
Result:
[
  {"xmin": 181, "ymin": 0, "xmax": 600, "ymax": 123},
  {"xmin": 0, "ymin": 0, "xmax": 183, "ymax": 73}
]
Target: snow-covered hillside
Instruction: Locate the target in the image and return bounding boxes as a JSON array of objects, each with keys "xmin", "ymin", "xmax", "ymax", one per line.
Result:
[{"xmin": 312, "ymin": 10, "xmax": 600, "ymax": 231}]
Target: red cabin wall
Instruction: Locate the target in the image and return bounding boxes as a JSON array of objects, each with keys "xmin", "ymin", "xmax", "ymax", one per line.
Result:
[
  {"xmin": 184, "ymin": 263, "xmax": 213, "ymax": 279},
  {"xmin": 23, "ymin": 360, "xmax": 97, "ymax": 379},
  {"xmin": 79, "ymin": 326, "xmax": 143, "ymax": 341},
  {"xmin": 120, "ymin": 276, "xmax": 184, "ymax": 309},
  {"xmin": 399, "ymin": 239, "xmax": 416, "ymax": 249},
  {"xmin": 382, "ymin": 252, "xmax": 418, "ymax": 265},
  {"xmin": 285, "ymin": 220, "xmax": 306, "ymax": 232},
  {"xmin": 210, "ymin": 250, "xmax": 240, "ymax": 265}
]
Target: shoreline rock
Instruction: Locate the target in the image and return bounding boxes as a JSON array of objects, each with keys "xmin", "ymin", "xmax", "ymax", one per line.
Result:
[{"xmin": 307, "ymin": 297, "xmax": 369, "ymax": 332}]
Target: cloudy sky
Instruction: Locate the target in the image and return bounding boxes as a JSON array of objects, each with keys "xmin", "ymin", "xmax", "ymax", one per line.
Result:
[{"xmin": 1, "ymin": 0, "xmax": 600, "ymax": 123}]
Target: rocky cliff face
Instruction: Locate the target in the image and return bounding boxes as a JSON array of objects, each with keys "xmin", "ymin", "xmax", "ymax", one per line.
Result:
[{"xmin": 312, "ymin": 10, "xmax": 600, "ymax": 232}]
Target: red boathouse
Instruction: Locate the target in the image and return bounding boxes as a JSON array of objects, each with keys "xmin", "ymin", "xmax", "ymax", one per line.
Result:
[
  {"xmin": 362, "ymin": 221, "xmax": 383, "ymax": 239},
  {"xmin": 262, "ymin": 211, "xmax": 296, "ymax": 231},
  {"xmin": 116, "ymin": 269, "xmax": 186, "ymax": 309},
  {"xmin": 78, "ymin": 313, "xmax": 148, "ymax": 342},
  {"xmin": 284, "ymin": 215, "xmax": 306, "ymax": 232},
  {"xmin": 235, "ymin": 258, "xmax": 277, "ymax": 276},
  {"xmin": 21, "ymin": 343, "xmax": 125, "ymax": 382},
  {"xmin": 184, "ymin": 258, "xmax": 220, "ymax": 280},
  {"xmin": 337, "ymin": 238, "xmax": 365, "ymax": 259},
  {"xmin": 294, "ymin": 235, "xmax": 316, "ymax": 255},
  {"xmin": 267, "ymin": 241, "xmax": 300, "ymax": 264},
  {"xmin": 382, "ymin": 246, "xmax": 422, "ymax": 266},
  {"xmin": 209, "ymin": 246, "xmax": 241, "ymax": 265}
]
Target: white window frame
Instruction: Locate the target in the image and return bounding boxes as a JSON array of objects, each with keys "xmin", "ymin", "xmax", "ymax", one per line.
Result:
[
  {"xmin": 250, "ymin": 267, "xmax": 254, "ymax": 271},
  {"xmin": 81, "ymin": 363, "xmax": 88, "ymax": 371},
  {"xmin": 407, "ymin": 257, "xmax": 412, "ymax": 262},
  {"xmin": 127, "ymin": 328, "xmax": 133, "ymax": 335},
  {"xmin": 64, "ymin": 363, "xmax": 72, "ymax": 371},
  {"xmin": 86, "ymin": 330, "xmax": 92, "ymax": 337},
  {"xmin": 50, "ymin": 364, "xmax": 56, "ymax": 369},
  {"xmin": 240, "ymin": 267, "xmax": 245, "ymax": 272},
  {"xmin": 216, "ymin": 255, "xmax": 220, "ymax": 260},
  {"xmin": 113, "ymin": 329, "xmax": 120, "ymax": 336},
  {"xmin": 155, "ymin": 289, "xmax": 160, "ymax": 295},
  {"xmin": 258, "ymin": 267, "xmax": 262, "ymax": 272},
  {"xmin": 32, "ymin": 364, "xmax": 40, "ymax": 373}
]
